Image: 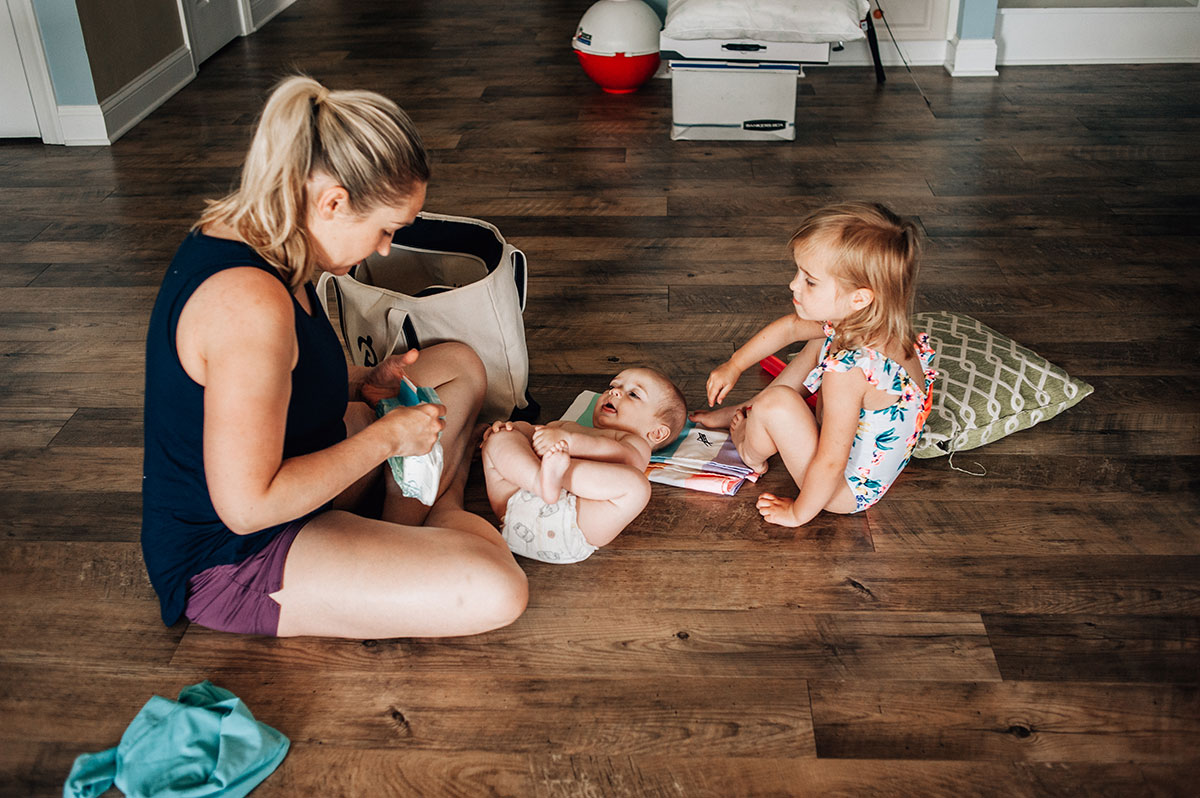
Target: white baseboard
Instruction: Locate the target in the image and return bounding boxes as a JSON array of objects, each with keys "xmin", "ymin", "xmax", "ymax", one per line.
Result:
[
  {"xmin": 248, "ymin": 0, "xmax": 296, "ymax": 31},
  {"xmin": 997, "ymin": 7, "xmax": 1200, "ymax": 65},
  {"xmin": 826, "ymin": 38, "xmax": 949, "ymax": 67},
  {"xmin": 101, "ymin": 46, "xmax": 196, "ymax": 143},
  {"xmin": 944, "ymin": 37, "xmax": 999, "ymax": 76},
  {"xmin": 57, "ymin": 105, "xmax": 108, "ymax": 146}
]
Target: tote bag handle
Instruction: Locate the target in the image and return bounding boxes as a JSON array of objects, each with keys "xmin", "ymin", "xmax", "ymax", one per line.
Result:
[
  {"xmin": 384, "ymin": 306, "xmax": 420, "ymax": 357},
  {"xmin": 511, "ymin": 248, "xmax": 527, "ymax": 312}
]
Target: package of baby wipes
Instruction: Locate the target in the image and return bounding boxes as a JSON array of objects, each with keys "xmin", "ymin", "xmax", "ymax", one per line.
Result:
[{"xmin": 375, "ymin": 378, "xmax": 444, "ymax": 506}]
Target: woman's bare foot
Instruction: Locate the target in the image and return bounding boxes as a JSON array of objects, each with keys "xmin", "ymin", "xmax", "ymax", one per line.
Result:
[
  {"xmin": 729, "ymin": 408, "xmax": 768, "ymax": 474},
  {"xmin": 756, "ymin": 492, "xmax": 802, "ymax": 527},
  {"xmin": 537, "ymin": 441, "xmax": 570, "ymax": 503},
  {"xmin": 689, "ymin": 403, "xmax": 746, "ymax": 430}
]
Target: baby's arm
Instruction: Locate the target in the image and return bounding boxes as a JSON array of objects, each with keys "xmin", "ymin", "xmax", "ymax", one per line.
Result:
[
  {"xmin": 708, "ymin": 315, "xmax": 826, "ymax": 406},
  {"xmin": 532, "ymin": 422, "xmax": 651, "ymax": 470}
]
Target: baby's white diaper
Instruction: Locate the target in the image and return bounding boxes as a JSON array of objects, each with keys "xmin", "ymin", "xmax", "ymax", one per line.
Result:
[{"xmin": 501, "ymin": 489, "xmax": 597, "ymax": 564}]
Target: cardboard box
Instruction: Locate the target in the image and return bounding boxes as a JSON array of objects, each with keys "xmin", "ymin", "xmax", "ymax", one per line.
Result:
[{"xmin": 669, "ymin": 61, "xmax": 800, "ymax": 141}]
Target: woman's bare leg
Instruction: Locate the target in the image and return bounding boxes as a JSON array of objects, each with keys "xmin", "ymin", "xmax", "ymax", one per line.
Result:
[
  {"xmin": 273, "ymin": 443, "xmax": 525, "ymax": 639},
  {"xmin": 381, "ymin": 341, "xmax": 487, "ymax": 525}
]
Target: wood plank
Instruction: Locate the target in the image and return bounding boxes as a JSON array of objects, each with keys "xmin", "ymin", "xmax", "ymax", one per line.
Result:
[
  {"xmin": 172, "ymin": 609, "xmax": 999, "ymax": 682},
  {"xmin": 0, "ymin": 447, "xmax": 142, "ymax": 491},
  {"xmin": 0, "ymin": 541, "xmax": 155, "ymax": 601},
  {"xmin": 528, "ymin": 758, "xmax": 1198, "ymax": 798},
  {"xmin": 0, "ymin": 340, "xmax": 143, "ymax": 374},
  {"xmin": 0, "ymin": 491, "xmax": 140, "ymax": 541},
  {"xmin": 984, "ymin": 615, "xmax": 1200, "ymax": 684},
  {"xmin": 0, "ymin": 263, "xmax": 47, "ymax": 286},
  {"xmin": 809, "ymin": 681, "xmax": 1200, "ymax": 762},
  {"xmin": 0, "ymin": 407, "xmax": 73, "ymax": 447},
  {"xmin": 47, "ymin": 407, "xmax": 141, "ymax": 447},
  {"xmin": 0, "ymin": 310, "xmax": 148, "ymax": 342},
  {"xmin": 869, "ymin": 499, "xmax": 1200, "ymax": 555},
  {"xmin": 0, "ymin": 597, "xmax": 180, "ymax": 667},
  {"xmin": 0, "ymin": 373, "xmax": 143, "ymax": 407},
  {"xmin": 0, "ymin": 664, "xmax": 815, "ymax": 758},
  {"xmin": 0, "ymin": 286, "xmax": 157, "ymax": 313}
]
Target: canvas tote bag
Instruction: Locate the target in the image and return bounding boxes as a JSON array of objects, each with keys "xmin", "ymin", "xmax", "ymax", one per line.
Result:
[{"xmin": 318, "ymin": 211, "xmax": 533, "ymax": 422}]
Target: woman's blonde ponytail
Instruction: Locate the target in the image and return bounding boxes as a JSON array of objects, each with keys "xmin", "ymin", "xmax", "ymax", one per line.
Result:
[{"xmin": 197, "ymin": 75, "xmax": 429, "ymax": 290}]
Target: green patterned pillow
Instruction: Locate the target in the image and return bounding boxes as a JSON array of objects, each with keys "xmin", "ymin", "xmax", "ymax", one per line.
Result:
[{"xmin": 911, "ymin": 311, "xmax": 1093, "ymax": 459}]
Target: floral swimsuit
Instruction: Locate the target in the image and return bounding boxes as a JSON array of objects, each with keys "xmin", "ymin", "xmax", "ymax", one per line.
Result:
[{"xmin": 803, "ymin": 323, "xmax": 937, "ymax": 512}]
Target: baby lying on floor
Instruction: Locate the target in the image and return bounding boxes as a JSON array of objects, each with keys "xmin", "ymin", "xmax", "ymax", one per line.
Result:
[{"xmin": 481, "ymin": 367, "xmax": 687, "ymax": 563}]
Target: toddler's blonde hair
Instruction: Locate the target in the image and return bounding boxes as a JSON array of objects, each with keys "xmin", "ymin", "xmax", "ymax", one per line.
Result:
[
  {"xmin": 790, "ymin": 202, "xmax": 921, "ymax": 353},
  {"xmin": 196, "ymin": 75, "xmax": 430, "ymax": 290}
]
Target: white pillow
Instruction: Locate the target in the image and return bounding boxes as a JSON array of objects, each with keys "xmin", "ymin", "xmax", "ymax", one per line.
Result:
[{"xmin": 663, "ymin": 0, "xmax": 869, "ymax": 44}]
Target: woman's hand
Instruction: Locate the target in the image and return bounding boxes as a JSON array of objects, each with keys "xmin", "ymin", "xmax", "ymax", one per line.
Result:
[
  {"xmin": 531, "ymin": 425, "xmax": 570, "ymax": 457},
  {"xmin": 706, "ymin": 360, "xmax": 742, "ymax": 407},
  {"xmin": 377, "ymin": 402, "xmax": 445, "ymax": 457},
  {"xmin": 359, "ymin": 349, "xmax": 420, "ymax": 406}
]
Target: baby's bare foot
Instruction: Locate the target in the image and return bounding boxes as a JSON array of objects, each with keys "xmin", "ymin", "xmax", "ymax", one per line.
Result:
[
  {"xmin": 537, "ymin": 441, "xmax": 570, "ymax": 503},
  {"xmin": 689, "ymin": 404, "xmax": 744, "ymax": 430},
  {"xmin": 730, "ymin": 408, "xmax": 768, "ymax": 474}
]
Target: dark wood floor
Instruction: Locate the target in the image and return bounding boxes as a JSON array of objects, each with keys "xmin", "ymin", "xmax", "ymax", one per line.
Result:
[{"xmin": 3, "ymin": 1, "xmax": 1199, "ymax": 795}]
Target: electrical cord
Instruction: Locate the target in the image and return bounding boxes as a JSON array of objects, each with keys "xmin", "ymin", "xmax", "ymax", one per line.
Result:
[{"xmin": 872, "ymin": 0, "xmax": 934, "ymax": 110}]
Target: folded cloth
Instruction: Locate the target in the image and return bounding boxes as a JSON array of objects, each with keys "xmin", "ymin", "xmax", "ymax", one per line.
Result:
[
  {"xmin": 560, "ymin": 391, "xmax": 758, "ymax": 496},
  {"xmin": 375, "ymin": 377, "xmax": 444, "ymax": 506},
  {"xmin": 63, "ymin": 681, "xmax": 289, "ymax": 798}
]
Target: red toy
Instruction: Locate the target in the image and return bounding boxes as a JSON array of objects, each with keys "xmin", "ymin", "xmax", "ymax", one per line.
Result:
[{"xmin": 572, "ymin": 0, "xmax": 662, "ymax": 94}]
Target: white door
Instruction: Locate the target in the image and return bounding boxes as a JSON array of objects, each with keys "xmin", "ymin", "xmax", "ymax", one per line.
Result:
[
  {"xmin": 181, "ymin": 0, "xmax": 244, "ymax": 66},
  {"xmin": 0, "ymin": 2, "xmax": 40, "ymax": 137}
]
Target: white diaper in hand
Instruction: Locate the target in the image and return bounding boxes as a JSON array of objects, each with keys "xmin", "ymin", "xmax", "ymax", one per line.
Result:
[{"xmin": 375, "ymin": 378, "xmax": 444, "ymax": 506}]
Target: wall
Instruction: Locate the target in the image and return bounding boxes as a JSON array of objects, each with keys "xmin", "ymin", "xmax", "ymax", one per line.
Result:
[
  {"xmin": 74, "ymin": 0, "xmax": 184, "ymax": 103},
  {"xmin": 29, "ymin": 0, "xmax": 95, "ymax": 104}
]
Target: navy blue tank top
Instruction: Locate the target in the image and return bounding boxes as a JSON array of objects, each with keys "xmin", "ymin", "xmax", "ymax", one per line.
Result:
[{"xmin": 142, "ymin": 231, "xmax": 348, "ymax": 625}]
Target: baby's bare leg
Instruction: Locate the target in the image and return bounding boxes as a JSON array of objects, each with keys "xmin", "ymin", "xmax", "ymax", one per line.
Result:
[
  {"xmin": 480, "ymin": 428, "xmax": 569, "ymax": 517},
  {"xmin": 563, "ymin": 460, "xmax": 652, "ymax": 548}
]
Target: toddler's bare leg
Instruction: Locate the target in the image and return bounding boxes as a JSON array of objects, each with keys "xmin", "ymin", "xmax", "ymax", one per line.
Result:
[
  {"xmin": 690, "ymin": 401, "xmax": 747, "ymax": 430},
  {"xmin": 692, "ymin": 339, "xmax": 823, "ymax": 429},
  {"xmin": 563, "ymin": 460, "xmax": 652, "ymax": 548},
  {"xmin": 733, "ymin": 385, "xmax": 819, "ymax": 481}
]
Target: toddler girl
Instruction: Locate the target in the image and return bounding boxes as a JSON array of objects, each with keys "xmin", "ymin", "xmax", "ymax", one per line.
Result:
[{"xmin": 691, "ymin": 202, "xmax": 937, "ymax": 527}]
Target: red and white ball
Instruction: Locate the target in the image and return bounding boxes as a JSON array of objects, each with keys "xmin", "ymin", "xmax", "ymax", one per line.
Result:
[{"xmin": 572, "ymin": 0, "xmax": 662, "ymax": 94}]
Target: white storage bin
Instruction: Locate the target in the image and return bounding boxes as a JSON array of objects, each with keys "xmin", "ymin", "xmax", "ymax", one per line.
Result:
[{"xmin": 669, "ymin": 60, "xmax": 799, "ymax": 141}]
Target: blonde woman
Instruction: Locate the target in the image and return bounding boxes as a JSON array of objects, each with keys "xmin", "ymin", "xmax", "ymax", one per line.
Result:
[{"xmin": 142, "ymin": 76, "xmax": 527, "ymax": 638}]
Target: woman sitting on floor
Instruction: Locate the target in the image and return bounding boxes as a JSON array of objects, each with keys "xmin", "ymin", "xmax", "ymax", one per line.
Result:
[{"xmin": 141, "ymin": 76, "xmax": 528, "ymax": 639}]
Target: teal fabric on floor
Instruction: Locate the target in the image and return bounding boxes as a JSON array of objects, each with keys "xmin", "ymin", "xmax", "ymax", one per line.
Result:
[{"xmin": 63, "ymin": 681, "xmax": 289, "ymax": 798}]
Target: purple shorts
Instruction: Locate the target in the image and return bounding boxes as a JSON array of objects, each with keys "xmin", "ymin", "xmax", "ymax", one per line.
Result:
[{"xmin": 183, "ymin": 520, "xmax": 306, "ymax": 636}]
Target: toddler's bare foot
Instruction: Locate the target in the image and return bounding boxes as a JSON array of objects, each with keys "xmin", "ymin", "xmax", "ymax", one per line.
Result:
[
  {"xmin": 689, "ymin": 403, "xmax": 745, "ymax": 430},
  {"xmin": 756, "ymin": 493, "xmax": 803, "ymax": 527},
  {"xmin": 537, "ymin": 441, "xmax": 570, "ymax": 503},
  {"xmin": 729, "ymin": 408, "xmax": 768, "ymax": 474}
]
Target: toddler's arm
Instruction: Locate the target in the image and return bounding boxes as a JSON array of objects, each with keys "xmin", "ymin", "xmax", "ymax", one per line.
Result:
[
  {"xmin": 532, "ymin": 422, "xmax": 651, "ymax": 470},
  {"xmin": 708, "ymin": 315, "xmax": 826, "ymax": 406}
]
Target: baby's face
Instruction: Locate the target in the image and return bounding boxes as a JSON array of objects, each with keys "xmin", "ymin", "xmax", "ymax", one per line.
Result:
[{"xmin": 592, "ymin": 368, "xmax": 668, "ymax": 438}]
